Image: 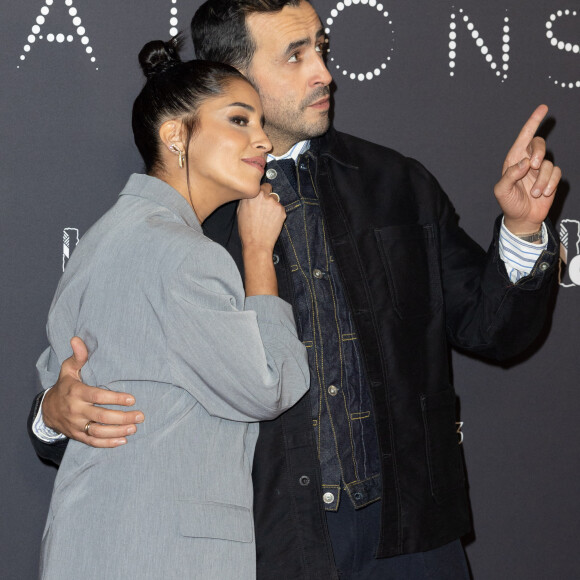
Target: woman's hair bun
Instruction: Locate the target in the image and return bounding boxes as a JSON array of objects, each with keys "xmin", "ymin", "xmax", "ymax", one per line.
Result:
[{"xmin": 138, "ymin": 35, "xmax": 183, "ymax": 79}]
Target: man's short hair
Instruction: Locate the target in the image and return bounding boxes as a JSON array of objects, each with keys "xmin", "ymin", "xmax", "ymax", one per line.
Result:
[{"xmin": 191, "ymin": 0, "xmax": 303, "ymax": 71}]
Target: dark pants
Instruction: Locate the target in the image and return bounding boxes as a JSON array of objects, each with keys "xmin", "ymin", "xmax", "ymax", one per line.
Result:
[{"xmin": 326, "ymin": 499, "xmax": 470, "ymax": 580}]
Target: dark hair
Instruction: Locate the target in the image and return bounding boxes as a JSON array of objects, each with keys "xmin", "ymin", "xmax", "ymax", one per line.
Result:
[
  {"xmin": 191, "ymin": 0, "xmax": 302, "ymax": 71},
  {"xmin": 132, "ymin": 35, "xmax": 246, "ymax": 174}
]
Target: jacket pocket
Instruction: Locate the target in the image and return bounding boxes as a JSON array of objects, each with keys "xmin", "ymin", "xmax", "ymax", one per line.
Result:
[
  {"xmin": 177, "ymin": 501, "xmax": 254, "ymax": 543},
  {"xmin": 420, "ymin": 388, "xmax": 465, "ymax": 503},
  {"xmin": 375, "ymin": 224, "xmax": 442, "ymax": 319}
]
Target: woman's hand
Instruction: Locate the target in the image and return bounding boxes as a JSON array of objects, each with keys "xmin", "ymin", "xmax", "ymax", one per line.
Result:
[
  {"xmin": 237, "ymin": 184, "xmax": 286, "ymax": 296},
  {"xmin": 237, "ymin": 183, "xmax": 286, "ymax": 253}
]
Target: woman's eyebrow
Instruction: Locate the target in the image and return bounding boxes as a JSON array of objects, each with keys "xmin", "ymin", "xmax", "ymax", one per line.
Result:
[{"xmin": 226, "ymin": 102, "xmax": 255, "ymax": 112}]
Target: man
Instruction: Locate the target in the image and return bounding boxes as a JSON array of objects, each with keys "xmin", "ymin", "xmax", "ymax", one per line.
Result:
[{"xmin": 29, "ymin": 1, "xmax": 561, "ymax": 578}]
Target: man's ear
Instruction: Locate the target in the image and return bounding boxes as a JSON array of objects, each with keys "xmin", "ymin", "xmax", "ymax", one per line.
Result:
[{"xmin": 159, "ymin": 119, "xmax": 185, "ymax": 152}]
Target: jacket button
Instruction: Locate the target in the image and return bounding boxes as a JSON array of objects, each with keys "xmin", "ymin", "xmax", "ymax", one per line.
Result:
[
  {"xmin": 328, "ymin": 385, "xmax": 338, "ymax": 396},
  {"xmin": 353, "ymin": 492, "xmax": 363, "ymax": 501},
  {"xmin": 299, "ymin": 475, "xmax": 310, "ymax": 486},
  {"xmin": 266, "ymin": 168, "xmax": 278, "ymax": 180},
  {"xmin": 323, "ymin": 492, "xmax": 335, "ymax": 504},
  {"xmin": 313, "ymin": 268, "xmax": 323, "ymax": 279},
  {"xmin": 272, "ymin": 253, "xmax": 280, "ymax": 265},
  {"xmin": 539, "ymin": 261, "xmax": 549, "ymax": 272}
]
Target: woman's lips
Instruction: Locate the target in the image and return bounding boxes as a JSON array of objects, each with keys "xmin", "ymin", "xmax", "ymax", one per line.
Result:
[{"xmin": 242, "ymin": 157, "xmax": 266, "ymax": 174}]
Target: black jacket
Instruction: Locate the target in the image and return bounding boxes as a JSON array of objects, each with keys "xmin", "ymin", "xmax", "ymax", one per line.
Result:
[{"xmin": 29, "ymin": 128, "xmax": 559, "ymax": 580}]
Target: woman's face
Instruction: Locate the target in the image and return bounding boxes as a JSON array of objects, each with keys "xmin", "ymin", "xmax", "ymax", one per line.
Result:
[{"xmin": 186, "ymin": 78, "xmax": 271, "ymax": 205}]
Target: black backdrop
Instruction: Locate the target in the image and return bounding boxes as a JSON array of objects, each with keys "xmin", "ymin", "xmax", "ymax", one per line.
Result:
[{"xmin": 1, "ymin": 1, "xmax": 579, "ymax": 578}]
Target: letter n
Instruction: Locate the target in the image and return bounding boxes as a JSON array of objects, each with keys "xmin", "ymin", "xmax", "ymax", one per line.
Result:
[{"xmin": 448, "ymin": 7, "xmax": 510, "ymax": 82}]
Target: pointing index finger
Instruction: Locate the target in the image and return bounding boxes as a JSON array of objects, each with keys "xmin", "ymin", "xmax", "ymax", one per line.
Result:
[{"xmin": 508, "ymin": 104, "xmax": 548, "ymax": 157}]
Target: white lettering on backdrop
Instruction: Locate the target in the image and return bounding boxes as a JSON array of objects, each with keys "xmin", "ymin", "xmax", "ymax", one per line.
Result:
[
  {"xmin": 448, "ymin": 7, "xmax": 510, "ymax": 81},
  {"xmin": 18, "ymin": 0, "xmax": 97, "ymax": 69},
  {"xmin": 546, "ymin": 9, "xmax": 580, "ymax": 89}
]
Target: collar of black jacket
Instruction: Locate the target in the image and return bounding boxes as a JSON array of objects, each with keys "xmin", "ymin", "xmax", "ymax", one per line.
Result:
[{"xmin": 314, "ymin": 127, "xmax": 360, "ymax": 170}]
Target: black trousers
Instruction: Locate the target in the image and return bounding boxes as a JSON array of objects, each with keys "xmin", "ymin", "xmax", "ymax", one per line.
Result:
[{"xmin": 326, "ymin": 499, "xmax": 470, "ymax": 580}]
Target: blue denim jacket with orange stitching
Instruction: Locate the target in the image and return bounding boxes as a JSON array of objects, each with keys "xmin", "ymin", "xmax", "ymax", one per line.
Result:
[{"xmin": 265, "ymin": 152, "xmax": 381, "ymax": 511}]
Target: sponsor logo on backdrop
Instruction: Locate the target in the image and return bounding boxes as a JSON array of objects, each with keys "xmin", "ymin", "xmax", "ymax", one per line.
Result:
[
  {"xmin": 18, "ymin": 0, "xmax": 182, "ymax": 69},
  {"xmin": 559, "ymin": 219, "xmax": 580, "ymax": 287},
  {"xmin": 62, "ymin": 227, "xmax": 79, "ymax": 271}
]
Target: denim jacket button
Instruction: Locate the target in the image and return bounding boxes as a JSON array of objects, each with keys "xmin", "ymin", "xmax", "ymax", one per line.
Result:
[
  {"xmin": 538, "ymin": 261, "xmax": 549, "ymax": 272},
  {"xmin": 272, "ymin": 253, "xmax": 280, "ymax": 265},
  {"xmin": 299, "ymin": 475, "xmax": 310, "ymax": 486},
  {"xmin": 313, "ymin": 268, "xmax": 323, "ymax": 279},
  {"xmin": 353, "ymin": 492, "xmax": 363, "ymax": 501},
  {"xmin": 323, "ymin": 492, "xmax": 335, "ymax": 504},
  {"xmin": 328, "ymin": 385, "xmax": 338, "ymax": 396},
  {"xmin": 266, "ymin": 168, "xmax": 278, "ymax": 180}
]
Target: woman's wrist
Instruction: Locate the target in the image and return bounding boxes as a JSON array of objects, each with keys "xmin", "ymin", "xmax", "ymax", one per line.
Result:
[{"xmin": 243, "ymin": 247, "xmax": 278, "ymax": 297}]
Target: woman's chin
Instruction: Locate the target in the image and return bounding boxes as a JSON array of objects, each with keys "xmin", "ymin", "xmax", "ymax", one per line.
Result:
[{"xmin": 248, "ymin": 186, "xmax": 262, "ymax": 199}]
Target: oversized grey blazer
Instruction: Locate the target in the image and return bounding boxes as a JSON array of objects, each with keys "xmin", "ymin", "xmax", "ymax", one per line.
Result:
[{"xmin": 36, "ymin": 174, "xmax": 309, "ymax": 580}]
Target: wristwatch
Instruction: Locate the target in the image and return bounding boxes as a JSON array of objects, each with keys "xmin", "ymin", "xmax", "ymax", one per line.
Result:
[{"xmin": 515, "ymin": 229, "xmax": 543, "ymax": 243}]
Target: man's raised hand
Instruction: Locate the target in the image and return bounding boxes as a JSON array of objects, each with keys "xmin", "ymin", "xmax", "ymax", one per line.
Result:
[{"xmin": 494, "ymin": 104, "xmax": 561, "ymax": 236}]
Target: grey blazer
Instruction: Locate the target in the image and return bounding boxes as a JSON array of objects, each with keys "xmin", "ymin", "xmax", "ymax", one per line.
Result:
[{"xmin": 37, "ymin": 174, "xmax": 309, "ymax": 580}]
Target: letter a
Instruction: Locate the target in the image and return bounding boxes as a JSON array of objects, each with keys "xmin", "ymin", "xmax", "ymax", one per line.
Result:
[{"xmin": 18, "ymin": 0, "xmax": 97, "ymax": 69}]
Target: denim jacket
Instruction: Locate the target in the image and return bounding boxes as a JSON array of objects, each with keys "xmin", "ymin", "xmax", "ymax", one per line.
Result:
[{"xmin": 265, "ymin": 151, "xmax": 381, "ymax": 511}]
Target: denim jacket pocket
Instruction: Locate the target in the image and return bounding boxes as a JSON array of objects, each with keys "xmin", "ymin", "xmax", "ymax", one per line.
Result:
[{"xmin": 375, "ymin": 224, "xmax": 443, "ymax": 319}]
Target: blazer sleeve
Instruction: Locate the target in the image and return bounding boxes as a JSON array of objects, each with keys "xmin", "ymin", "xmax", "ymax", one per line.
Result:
[{"xmin": 165, "ymin": 248, "xmax": 309, "ymax": 422}]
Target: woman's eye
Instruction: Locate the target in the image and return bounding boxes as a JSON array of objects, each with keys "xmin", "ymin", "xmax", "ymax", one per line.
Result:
[{"xmin": 231, "ymin": 116, "xmax": 249, "ymax": 126}]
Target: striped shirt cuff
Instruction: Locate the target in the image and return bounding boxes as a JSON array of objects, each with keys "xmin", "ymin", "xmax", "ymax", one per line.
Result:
[
  {"xmin": 499, "ymin": 219, "xmax": 548, "ymax": 283},
  {"xmin": 32, "ymin": 388, "xmax": 67, "ymax": 443}
]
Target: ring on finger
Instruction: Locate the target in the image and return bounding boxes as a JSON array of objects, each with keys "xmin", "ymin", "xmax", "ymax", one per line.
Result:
[
  {"xmin": 84, "ymin": 420, "xmax": 93, "ymax": 436},
  {"xmin": 269, "ymin": 192, "xmax": 280, "ymax": 203}
]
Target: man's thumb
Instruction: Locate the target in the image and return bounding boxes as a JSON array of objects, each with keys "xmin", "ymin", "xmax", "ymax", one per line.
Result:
[{"xmin": 69, "ymin": 336, "xmax": 89, "ymax": 367}]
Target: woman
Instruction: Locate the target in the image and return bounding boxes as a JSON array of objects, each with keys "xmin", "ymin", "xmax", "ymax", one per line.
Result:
[{"xmin": 37, "ymin": 38, "xmax": 309, "ymax": 579}]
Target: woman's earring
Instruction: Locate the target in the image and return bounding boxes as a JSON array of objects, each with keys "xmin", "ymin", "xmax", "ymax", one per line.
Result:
[{"xmin": 169, "ymin": 144, "xmax": 185, "ymax": 169}]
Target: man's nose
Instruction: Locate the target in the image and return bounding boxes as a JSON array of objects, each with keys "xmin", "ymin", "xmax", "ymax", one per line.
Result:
[{"xmin": 311, "ymin": 53, "xmax": 333, "ymax": 87}]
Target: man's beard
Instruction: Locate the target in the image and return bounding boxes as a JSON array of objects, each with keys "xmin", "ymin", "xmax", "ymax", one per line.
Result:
[{"xmin": 262, "ymin": 86, "xmax": 331, "ymax": 148}]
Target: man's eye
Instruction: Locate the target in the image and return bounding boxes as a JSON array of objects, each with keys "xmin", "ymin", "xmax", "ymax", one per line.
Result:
[{"xmin": 288, "ymin": 53, "xmax": 299, "ymax": 63}]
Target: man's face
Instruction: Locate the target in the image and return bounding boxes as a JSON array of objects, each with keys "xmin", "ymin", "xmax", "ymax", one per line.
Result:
[{"xmin": 244, "ymin": 1, "xmax": 333, "ymax": 155}]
